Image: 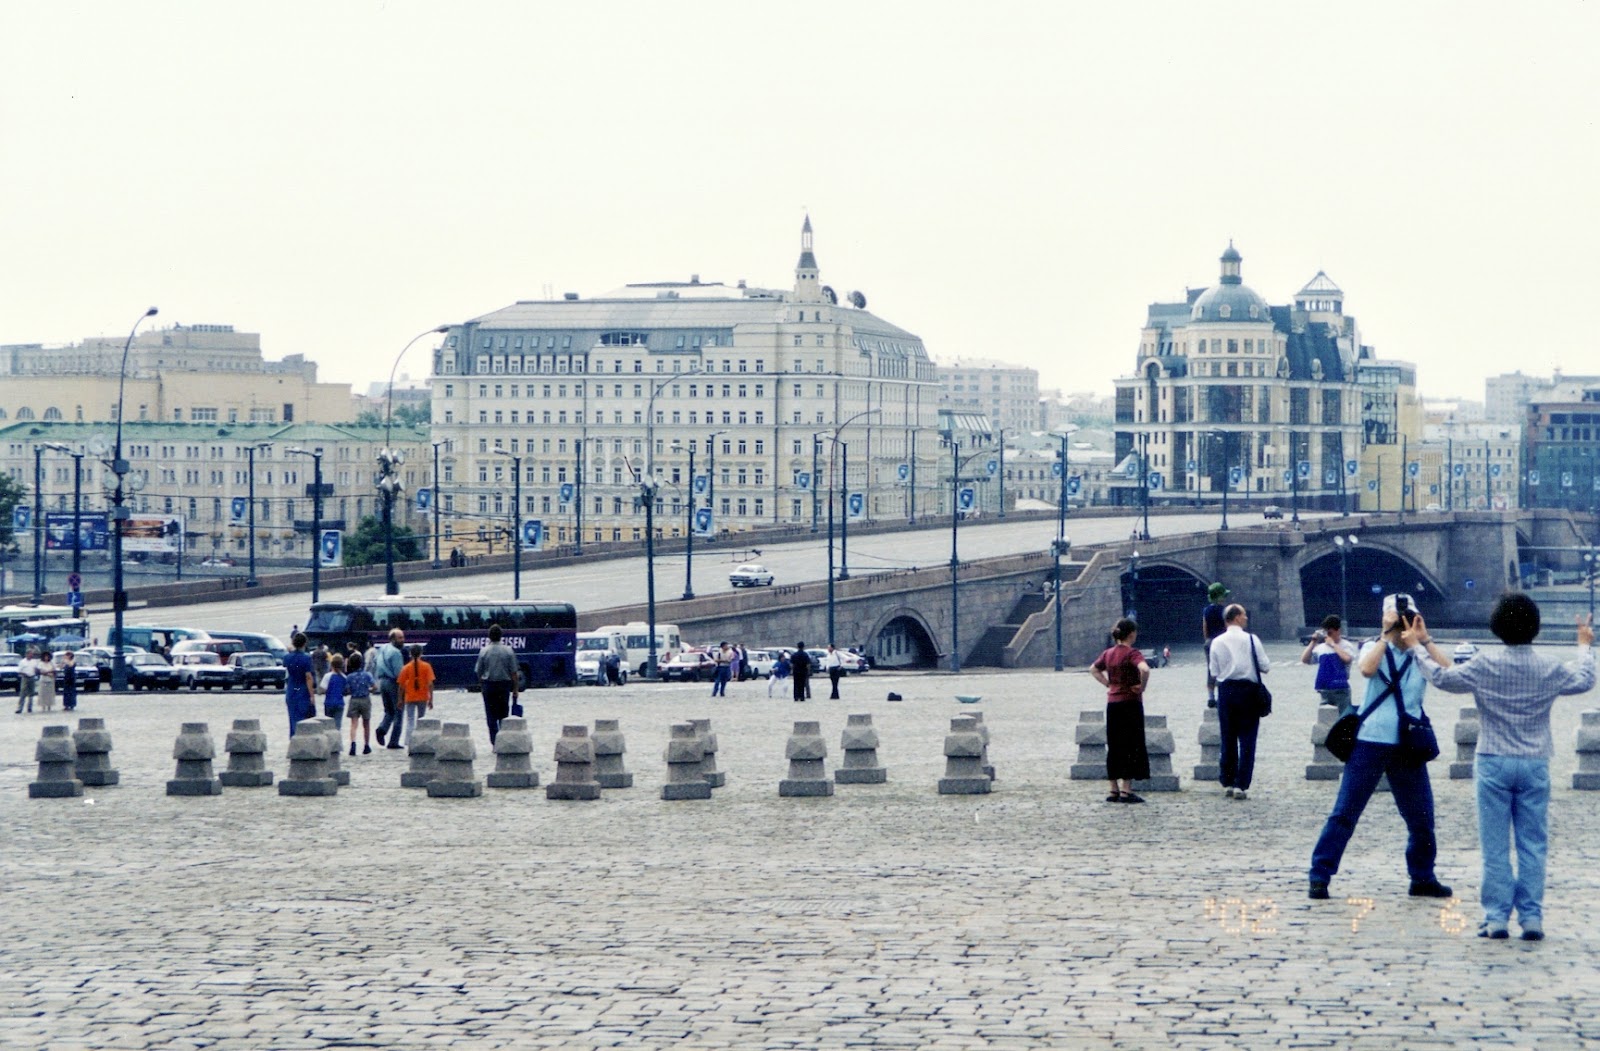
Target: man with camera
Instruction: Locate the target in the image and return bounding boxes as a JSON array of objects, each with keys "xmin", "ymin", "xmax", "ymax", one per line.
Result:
[{"xmin": 1301, "ymin": 615, "xmax": 1357, "ymax": 715}]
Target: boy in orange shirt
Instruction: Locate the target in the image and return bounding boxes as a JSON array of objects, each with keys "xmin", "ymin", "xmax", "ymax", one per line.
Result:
[{"xmin": 396, "ymin": 645, "xmax": 435, "ymax": 747}]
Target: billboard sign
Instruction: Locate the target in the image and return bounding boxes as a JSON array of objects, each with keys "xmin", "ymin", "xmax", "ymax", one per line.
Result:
[
  {"xmin": 121, "ymin": 515, "xmax": 184, "ymax": 554},
  {"xmin": 693, "ymin": 507, "xmax": 714, "ymax": 537},
  {"xmin": 45, "ymin": 512, "xmax": 110, "ymax": 552}
]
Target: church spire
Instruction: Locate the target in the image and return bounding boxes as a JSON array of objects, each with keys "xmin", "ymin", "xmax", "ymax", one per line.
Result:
[{"xmin": 793, "ymin": 213, "xmax": 822, "ymax": 303}]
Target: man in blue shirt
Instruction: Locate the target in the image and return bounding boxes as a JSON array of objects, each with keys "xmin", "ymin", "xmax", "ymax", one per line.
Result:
[
  {"xmin": 283, "ymin": 633, "xmax": 316, "ymax": 737},
  {"xmin": 1405, "ymin": 595, "xmax": 1594, "ymax": 941},
  {"xmin": 372, "ymin": 629, "xmax": 407, "ymax": 749}
]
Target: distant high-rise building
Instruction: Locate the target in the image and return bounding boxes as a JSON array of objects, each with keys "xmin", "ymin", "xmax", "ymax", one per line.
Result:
[{"xmin": 935, "ymin": 358, "xmax": 1041, "ymax": 438}]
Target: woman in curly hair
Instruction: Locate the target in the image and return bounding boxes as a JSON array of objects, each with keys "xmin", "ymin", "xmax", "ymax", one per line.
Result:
[{"xmin": 1090, "ymin": 618, "xmax": 1151, "ymax": 803}]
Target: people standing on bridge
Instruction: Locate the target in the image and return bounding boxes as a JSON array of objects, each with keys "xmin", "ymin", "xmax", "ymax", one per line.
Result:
[
  {"xmin": 1090, "ymin": 618, "xmax": 1152, "ymax": 803},
  {"xmin": 344, "ymin": 652, "xmax": 375, "ymax": 755},
  {"xmin": 1307, "ymin": 594, "xmax": 1455, "ymax": 903},
  {"xmin": 475, "ymin": 623, "xmax": 519, "ymax": 745},
  {"xmin": 711, "ymin": 642, "xmax": 733, "ymax": 697},
  {"xmin": 825, "ymin": 644, "xmax": 844, "ymax": 699},
  {"xmin": 1301, "ymin": 615, "xmax": 1358, "ymax": 715},
  {"xmin": 791, "ymin": 642, "xmax": 812, "ymax": 702},
  {"xmin": 283, "ymin": 633, "xmax": 316, "ymax": 738},
  {"xmin": 372, "ymin": 628, "xmax": 406, "ymax": 750},
  {"xmin": 1403, "ymin": 597, "xmax": 1594, "ymax": 939},
  {"xmin": 396, "ymin": 644, "xmax": 435, "ymax": 746},
  {"xmin": 1202, "ymin": 583, "xmax": 1230, "ymax": 707},
  {"xmin": 1207, "ymin": 604, "xmax": 1269, "ymax": 800}
]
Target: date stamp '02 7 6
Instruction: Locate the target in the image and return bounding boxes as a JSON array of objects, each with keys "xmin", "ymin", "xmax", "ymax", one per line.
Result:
[{"xmin": 1203, "ymin": 897, "xmax": 1470, "ymax": 936}]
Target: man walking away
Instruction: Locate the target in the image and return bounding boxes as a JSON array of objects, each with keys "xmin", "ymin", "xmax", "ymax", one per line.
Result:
[
  {"xmin": 475, "ymin": 623, "xmax": 519, "ymax": 745},
  {"xmin": 1207, "ymin": 604, "xmax": 1268, "ymax": 800},
  {"xmin": 373, "ymin": 628, "xmax": 407, "ymax": 749},
  {"xmin": 825, "ymin": 644, "xmax": 844, "ymax": 700},
  {"xmin": 1407, "ymin": 597, "xmax": 1594, "ymax": 941},
  {"xmin": 790, "ymin": 642, "xmax": 811, "ymax": 702}
]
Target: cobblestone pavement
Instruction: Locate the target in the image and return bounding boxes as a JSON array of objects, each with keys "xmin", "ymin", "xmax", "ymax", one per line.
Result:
[{"xmin": 4, "ymin": 643, "xmax": 1598, "ymax": 1049}]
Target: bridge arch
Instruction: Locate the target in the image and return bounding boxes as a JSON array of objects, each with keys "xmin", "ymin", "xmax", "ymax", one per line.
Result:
[
  {"xmin": 1121, "ymin": 559, "xmax": 1211, "ymax": 648},
  {"xmin": 1298, "ymin": 540, "xmax": 1448, "ymax": 627},
  {"xmin": 863, "ymin": 605, "xmax": 941, "ymax": 670}
]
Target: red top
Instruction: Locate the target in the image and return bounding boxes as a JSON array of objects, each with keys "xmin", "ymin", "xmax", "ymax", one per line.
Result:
[{"xmin": 1093, "ymin": 644, "xmax": 1145, "ymax": 702}]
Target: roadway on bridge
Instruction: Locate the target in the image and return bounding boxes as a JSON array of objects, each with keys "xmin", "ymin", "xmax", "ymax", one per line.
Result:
[{"xmin": 134, "ymin": 510, "xmax": 1340, "ymax": 639}]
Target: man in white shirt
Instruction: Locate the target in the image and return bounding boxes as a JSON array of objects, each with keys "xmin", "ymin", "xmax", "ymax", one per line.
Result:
[{"xmin": 1207, "ymin": 605, "xmax": 1271, "ymax": 800}]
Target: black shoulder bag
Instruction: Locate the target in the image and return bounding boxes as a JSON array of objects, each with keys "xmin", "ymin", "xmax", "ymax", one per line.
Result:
[
  {"xmin": 1248, "ymin": 635, "xmax": 1272, "ymax": 717},
  {"xmin": 1326, "ymin": 647, "xmax": 1437, "ymax": 764}
]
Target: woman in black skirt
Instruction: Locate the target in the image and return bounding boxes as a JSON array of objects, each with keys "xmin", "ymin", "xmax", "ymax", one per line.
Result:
[{"xmin": 1090, "ymin": 618, "xmax": 1152, "ymax": 803}]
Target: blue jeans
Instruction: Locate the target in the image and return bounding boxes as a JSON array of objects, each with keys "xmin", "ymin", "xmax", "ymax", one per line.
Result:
[
  {"xmin": 1476, "ymin": 754, "xmax": 1549, "ymax": 927},
  {"xmin": 1215, "ymin": 681, "xmax": 1261, "ymax": 790},
  {"xmin": 711, "ymin": 665, "xmax": 729, "ymax": 696},
  {"xmin": 1310, "ymin": 740, "xmax": 1439, "ymax": 883}
]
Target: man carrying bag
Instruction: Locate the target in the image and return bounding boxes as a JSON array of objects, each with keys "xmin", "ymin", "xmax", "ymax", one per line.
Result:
[{"xmin": 1207, "ymin": 604, "xmax": 1271, "ymax": 800}]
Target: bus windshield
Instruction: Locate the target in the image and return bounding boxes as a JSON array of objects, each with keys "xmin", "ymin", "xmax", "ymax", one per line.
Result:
[{"xmin": 303, "ymin": 599, "xmax": 578, "ymax": 689}]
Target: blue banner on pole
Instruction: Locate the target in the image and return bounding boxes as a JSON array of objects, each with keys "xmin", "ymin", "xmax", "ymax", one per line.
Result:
[
  {"xmin": 1051, "ymin": 461, "xmax": 1063, "ymax": 478},
  {"xmin": 848, "ymin": 492, "xmax": 864, "ymax": 519},
  {"xmin": 12, "ymin": 506, "xmax": 29, "ymax": 530},
  {"xmin": 45, "ymin": 512, "xmax": 109, "ymax": 551},
  {"xmin": 1298, "ymin": 460, "xmax": 1312, "ymax": 479},
  {"xmin": 985, "ymin": 459, "xmax": 999, "ymax": 477},
  {"xmin": 958, "ymin": 487, "xmax": 976, "ymax": 511},
  {"xmin": 1324, "ymin": 469, "xmax": 1337, "ymax": 486},
  {"xmin": 1346, "ymin": 459, "xmax": 1359, "ymax": 476},
  {"xmin": 1229, "ymin": 466, "xmax": 1242, "ymax": 486},
  {"xmin": 1367, "ymin": 480, "xmax": 1378, "ymax": 492},
  {"xmin": 693, "ymin": 507, "xmax": 714, "ymax": 536},
  {"xmin": 795, "ymin": 472, "xmax": 810, "ymax": 492},
  {"xmin": 1453, "ymin": 463, "xmax": 1465, "ymax": 478},
  {"xmin": 416, "ymin": 488, "xmax": 432, "ymax": 512},
  {"xmin": 693, "ymin": 474, "xmax": 709, "ymax": 495},
  {"xmin": 521, "ymin": 519, "xmax": 544, "ymax": 550},
  {"xmin": 559, "ymin": 482, "xmax": 575, "ymax": 504},
  {"xmin": 1491, "ymin": 463, "xmax": 1502, "ymax": 477},
  {"xmin": 1147, "ymin": 472, "xmax": 1162, "ymax": 491},
  {"xmin": 896, "ymin": 463, "xmax": 909, "ymax": 482},
  {"xmin": 1408, "ymin": 461, "xmax": 1420, "ymax": 477},
  {"xmin": 319, "ymin": 529, "xmax": 342, "ymax": 567},
  {"xmin": 229, "ymin": 497, "xmax": 247, "ymax": 524},
  {"xmin": 1067, "ymin": 477, "xmax": 1081, "ymax": 496},
  {"xmin": 1529, "ymin": 470, "xmax": 1540, "ymax": 485}
]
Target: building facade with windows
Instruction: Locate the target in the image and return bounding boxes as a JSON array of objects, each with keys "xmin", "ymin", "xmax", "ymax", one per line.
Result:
[
  {"xmin": 936, "ymin": 359, "xmax": 1041, "ymax": 438},
  {"xmin": 1113, "ymin": 246, "xmax": 1364, "ymax": 510},
  {"xmin": 428, "ymin": 219, "xmax": 944, "ymax": 545},
  {"xmin": 0, "ymin": 421, "xmax": 432, "ymax": 563},
  {"xmin": 0, "ymin": 324, "xmax": 354, "ymax": 427},
  {"xmin": 1522, "ymin": 385, "xmax": 1600, "ymax": 513}
]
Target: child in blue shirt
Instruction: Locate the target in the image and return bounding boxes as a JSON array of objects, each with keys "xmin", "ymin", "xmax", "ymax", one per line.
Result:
[{"xmin": 320, "ymin": 653, "xmax": 348, "ymax": 731}]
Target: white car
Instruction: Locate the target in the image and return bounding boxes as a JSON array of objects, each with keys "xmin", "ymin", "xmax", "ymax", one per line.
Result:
[
  {"xmin": 729, "ymin": 563, "xmax": 775, "ymax": 588},
  {"xmin": 743, "ymin": 648, "xmax": 777, "ymax": 678},
  {"xmin": 172, "ymin": 651, "xmax": 237, "ymax": 690}
]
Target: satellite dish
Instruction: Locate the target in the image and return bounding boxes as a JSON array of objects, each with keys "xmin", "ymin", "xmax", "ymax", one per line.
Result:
[
  {"xmin": 821, "ymin": 285, "xmax": 838, "ymax": 305},
  {"xmin": 848, "ymin": 290, "xmax": 867, "ymax": 309},
  {"xmin": 86, "ymin": 435, "xmax": 109, "ymax": 456}
]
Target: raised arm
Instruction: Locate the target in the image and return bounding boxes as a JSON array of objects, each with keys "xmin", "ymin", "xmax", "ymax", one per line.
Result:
[{"xmin": 1401, "ymin": 613, "xmax": 1476, "ymax": 693}]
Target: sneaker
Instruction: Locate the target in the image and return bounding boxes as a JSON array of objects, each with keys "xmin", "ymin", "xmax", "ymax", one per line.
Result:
[
  {"xmin": 1519, "ymin": 920, "xmax": 1544, "ymax": 941},
  {"xmin": 1308, "ymin": 881, "xmax": 1330, "ymax": 900},
  {"xmin": 1224, "ymin": 787, "xmax": 1235, "ymax": 798},
  {"xmin": 1233, "ymin": 789, "xmax": 1248, "ymax": 801},
  {"xmin": 1408, "ymin": 879, "xmax": 1453, "ymax": 898},
  {"xmin": 1477, "ymin": 922, "xmax": 1509, "ymax": 939}
]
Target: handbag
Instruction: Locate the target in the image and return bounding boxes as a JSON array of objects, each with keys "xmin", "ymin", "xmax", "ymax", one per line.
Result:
[
  {"xmin": 1328, "ymin": 647, "xmax": 1431, "ymax": 763},
  {"xmin": 1398, "ymin": 709, "xmax": 1439, "ymax": 765},
  {"xmin": 1247, "ymin": 635, "xmax": 1272, "ymax": 717}
]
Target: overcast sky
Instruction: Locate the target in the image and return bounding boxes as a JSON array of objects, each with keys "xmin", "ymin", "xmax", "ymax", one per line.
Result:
[{"xmin": 4, "ymin": 1, "xmax": 1597, "ymax": 405}]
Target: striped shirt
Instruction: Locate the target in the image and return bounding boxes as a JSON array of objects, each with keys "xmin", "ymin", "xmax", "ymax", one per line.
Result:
[{"xmin": 1412, "ymin": 643, "xmax": 1594, "ymax": 758}]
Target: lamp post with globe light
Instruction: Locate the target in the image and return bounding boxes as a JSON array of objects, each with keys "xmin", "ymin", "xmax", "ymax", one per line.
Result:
[
  {"xmin": 381, "ymin": 324, "xmax": 451, "ymax": 596},
  {"xmin": 108, "ymin": 306, "xmax": 160, "ymax": 690},
  {"xmin": 1333, "ymin": 534, "xmax": 1360, "ymax": 627},
  {"xmin": 284, "ymin": 448, "xmax": 323, "ymax": 602}
]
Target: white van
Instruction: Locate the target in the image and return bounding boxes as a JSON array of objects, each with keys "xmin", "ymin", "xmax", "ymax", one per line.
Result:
[
  {"xmin": 575, "ymin": 631, "xmax": 628, "ymax": 685},
  {"xmin": 597, "ymin": 621, "xmax": 681, "ymax": 677}
]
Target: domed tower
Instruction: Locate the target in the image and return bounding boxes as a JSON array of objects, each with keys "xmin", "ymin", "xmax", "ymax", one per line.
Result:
[{"xmin": 1191, "ymin": 242, "xmax": 1272, "ymax": 323}]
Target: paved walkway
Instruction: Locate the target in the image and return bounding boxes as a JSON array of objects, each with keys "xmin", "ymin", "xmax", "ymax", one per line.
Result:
[{"xmin": 3, "ymin": 643, "xmax": 1598, "ymax": 1049}]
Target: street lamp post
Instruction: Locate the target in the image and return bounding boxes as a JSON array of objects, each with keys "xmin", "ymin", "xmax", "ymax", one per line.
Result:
[
  {"xmin": 1052, "ymin": 424, "xmax": 1079, "ymax": 672},
  {"xmin": 1333, "ymin": 534, "xmax": 1359, "ymax": 627},
  {"xmin": 1583, "ymin": 547, "xmax": 1595, "ymax": 619},
  {"xmin": 832, "ymin": 409, "xmax": 881, "ymax": 586},
  {"xmin": 812, "ymin": 430, "xmax": 838, "ymax": 642},
  {"xmin": 381, "ymin": 324, "xmax": 450, "ymax": 596},
  {"xmin": 810, "ymin": 436, "xmax": 821, "ymax": 533},
  {"xmin": 908, "ymin": 428, "xmax": 918, "ymax": 526},
  {"xmin": 574, "ymin": 438, "xmax": 585, "ymax": 556},
  {"xmin": 1209, "ymin": 430, "xmax": 1231, "ymax": 532},
  {"xmin": 493, "ymin": 449, "xmax": 522, "ymax": 600},
  {"xmin": 1138, "ymin": 432, "xmax": 1151, "ymax": 541},
  {"xmin": 997, "ymin": 428, "xmax": 1007, "ymax": 519},
  {"xmin": 31, "ymin": 445, "xmax": 45, "ymax": 602},
  {"xmin": 110, "ymin": 306, "xmax": 159, "ymax": 691},
  {"xmin": 245, "ymin": 442, "xmax": 271, "ymax": 587},
  {"xmin": 430, "ymin": 440, "xmax": 446, "ymax": 569},
  {"xmin": 286, "ymin": 448, "xmax": 323, "ymax": 603},
  {"xmin": 678, "ymin": 443, "xmax": 696, "ymax": 600},
  {"xmin": 704, "ymin": 429, "xmax": 727, "ymax": 549},
  {"xmin": 1128, "ymin": 549, "xmax": 1140, "ymax": 621},
  {"xmin": 1291, "ymin": 444, "xmax": 1302, "ymax": 524},
  {"xmin": 640, "ymin": 369, "xmax": 703, "ymax": 678},
  {"xmin": 948, "ymin": 435, "xmax": 963, "ymax": 672}
]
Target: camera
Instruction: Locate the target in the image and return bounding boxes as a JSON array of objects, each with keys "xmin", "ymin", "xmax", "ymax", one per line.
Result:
[{"xmin": 1395, "ymin": 594, "xmax": 1416, "ymax": 627}]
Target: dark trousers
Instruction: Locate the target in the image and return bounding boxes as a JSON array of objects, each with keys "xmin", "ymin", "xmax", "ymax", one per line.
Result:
[
  {"xmin": 1310, "ymin": 740, "xmax": 1438, "ymax": 883},
  {"xmin": 482, "ymin": 681, "xmax": 512, "ymax": 744},
  {"xmin": 1215, "ymin": 681, "xmax": 1261, "ymax": 790},
  {"xmin": 828, "ymin": 667, "xmax": 843, "ymax": 699},
  {"xmin": 62, "ymin": 679, "xmax": 77, "ymax": 710},
  {"xmin": 376, "ymin": 680, "xmax": 401, "ymax": 744},
  {"xmin": 792, "ymin": 675, "xmax": 808, "ymax": 702}
]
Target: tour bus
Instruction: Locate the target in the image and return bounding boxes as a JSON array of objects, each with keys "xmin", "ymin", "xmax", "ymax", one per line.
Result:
[
  {"xmin": 10, "ymin": 617, "xmax": 91, "ymax": 653},
  {"xmin": 594, "ymin": 621, "xmax": 681, "ymax": 677},
  {"xmin": 302, "ymin": 597, "xmax": 579, "ymax": 689},
  {"xmin": 0, "ymin": 605, "xmax": 75, "ymax": 645}
]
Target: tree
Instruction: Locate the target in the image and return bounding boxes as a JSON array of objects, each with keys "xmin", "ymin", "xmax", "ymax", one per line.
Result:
[
  {"xmin": 340, "ymin": 513, "xmax": 423, "ymax": 567},
  {"xmin": 0, "ymin": 473, "xmax": 24, "ymax": 550}
]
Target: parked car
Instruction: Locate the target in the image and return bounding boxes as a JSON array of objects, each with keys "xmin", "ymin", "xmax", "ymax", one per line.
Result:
[
  {"xmin": 218, "ymin": 631, "xmax": 289, "ymax": 660},
  {"xmin": 1262, "ymin": 505, "xmax": 1284, "ymax": 519},
  {"xmin": 233, "ymin": 652, "xmax": 287, "ymax": 690},
  {"xmin": 729, "ymin": 563, "xmax": 775, "ymax": 588},
  {"xmin": 172, "ymin": 651, "xmax": 237, "ymax": 691},
  {"xmin": 51, "ymin": 651, "xmax": 101, "ymax": 692},
  {"xmin": 199, "ymin": 557, "xmax": 236, "ymax": 568},
  {"xmin": 1451, "ymin": 642, "xmax": 1479, "ymax": 665},
  {"xmin": 806, "ymin": 648, "xmax": 869, "ymax": 675},
  {"xmin": 0, "ymin": 653, "xmax": 20, "ymax": 691},
  {"xmin": 124, "ymin": 653, "xmax": 181, "ymax": 692},
  {"xmin": 660, "ymin": 650, "xmax": 717, "ymax": 682},
  {"xmin": 743, "ymin": 648, "xmax": 777, "ymax": 678},
  {"xmin": 171, "ymin": 638, "xmax": 248, "ymax": 665}
]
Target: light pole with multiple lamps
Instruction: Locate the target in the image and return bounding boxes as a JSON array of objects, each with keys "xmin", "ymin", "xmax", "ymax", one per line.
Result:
[
  {"xmin": 1137, "ymin": 432, "xmax": 1151, "ymax": 541},
  {"xmin": 381, "ymin": 324, "xmax": 450, "ymax": 596},
  {"xmin": 492, "ymin": 448, "xmax": 523, "ymax": 600},
  {"xmin": 285, "ymin": 448, "xmax": 324, "ymax": 603},
  {"xmin": 1333, "ymin": 534, "xmax": 1360, "ymax": 627},
  {"xmin": 109, "ymin": 306, "xmax": 159, "ymax": 690},
  {"xmin": 244, "ymin": 442, "xmax": 272, "ymax": 587},
  {"xmin": 940, "ymin": 428, "xmax": 991, "ymax": 674}
]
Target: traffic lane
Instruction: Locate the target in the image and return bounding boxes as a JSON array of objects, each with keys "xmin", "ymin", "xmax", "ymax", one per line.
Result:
[{"xmin": 151, "ymin": 511, "xmax": 1341, "ymax": 636}]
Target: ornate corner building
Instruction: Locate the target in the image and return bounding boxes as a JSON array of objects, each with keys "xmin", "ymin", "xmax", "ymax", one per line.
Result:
[{"xmin": 1112, "ymin": 244, "xmax": 1365, "ymax": 510}]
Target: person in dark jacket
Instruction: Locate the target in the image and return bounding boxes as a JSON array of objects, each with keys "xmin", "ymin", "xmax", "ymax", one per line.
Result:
[{"xmin": 790, "ymin": 641, "xmax": 811, "ymax": 702}]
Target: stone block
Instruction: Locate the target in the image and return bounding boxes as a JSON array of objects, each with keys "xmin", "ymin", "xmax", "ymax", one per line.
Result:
[
  {"xmin": 1070, "ymin": 710, "xmax": 1107, "ymax": 781},
  {"xmin": 691, "ymin": 718, "xmax": 725, "ymax": 789},
  {"xmin": 940, "ymin": 717, "xmax": 991, "ymax": 794},
  {"xmin": 1573, "ymin": 710, "xmax": 1600, "ymax": 790},
  {"xmin": 487, "ymin": 716, "xmax": 539, "ymax": 789},
  {"xmin": 399, "ymin": 718, "xmax": 442, "ymax": 788},
  {"xmin": 548, "ymin": 725, "xmax": 602, "ymax": 801},
  {"xmin": 168, "ymin": 723, "xmax": 223, "ymax": 797},
  {"xmin": 278, "ymin": 719, "xmax": 335, "ymax": 797},
  {"xmin": 428, "ymin": 723, "xmax": 484, "ymax": 798},
  {"xmin": 1450, "ymin": 706, "xmax": 1479, "ymax": 780},
  {"xmin": 836, "ymin": 713, "xmax": 887, "ymax": 785},
  {"xmin": 779, "ymin": 720, "xmax": 832, "ymax": 797},
  {"xmin": 30, "ymin": 726, "xmax": 84, "ymax": 799},
  {"xmin": 1306, "ymin": 705, "xmax": 1343, "ymax": 781},
  {"xmin": 1132, "ymin": 713, "xmax": 1179, "ymax": 793},
  {"xmin": 592, "ymin": 718, "xmax": 633, "ymax": 789},
  {"xmin": 219, "ymin": 718, "xmax": 273, "ymax": 788}
]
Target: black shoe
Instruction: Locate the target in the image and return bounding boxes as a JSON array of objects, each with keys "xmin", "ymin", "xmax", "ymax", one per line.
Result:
[
  {"xmin": 1121, "ymin": 793, "xmax": 1145, "ymax": 804},
  {"xmin": 1308, "ymin": 881, "xmax": 1329, "ymax": 900},
  {"xmin": 349, "ymin": 742, "xmax": 357, "ymax": 756},
  {"xmin": 375, "ymin": 728, "xmax": 386, "ymax": 746},
  {"xmin": 1477, "ymin": 922, "xmax": 1509, "ymax": 939},
  {"xmin": 1520, "ymin": 928, "xmax": 1544, "ymax": 942},
  {"xmin": 1408, "ymin": 879, "xmax": 1453, "ymax": 899},
  {"xmin": 363, "ymin": 744, "xmax": 372, "ymax": 754},
  {"xmin": 387, "ymin": 743, "xmax": 404, "ymax": 750},
  {"xmin": 1105, "ymin": 793, "xmax": 1122, "ymax": 802}
]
